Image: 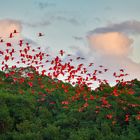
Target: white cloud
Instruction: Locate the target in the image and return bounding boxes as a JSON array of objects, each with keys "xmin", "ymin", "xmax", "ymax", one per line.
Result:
[{"xmin": 90, "ymin": 20, "xmax": 140, "ymax": 35}]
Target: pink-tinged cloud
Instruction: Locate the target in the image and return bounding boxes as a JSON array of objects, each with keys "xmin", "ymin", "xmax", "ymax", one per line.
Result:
[
  {"xmin": 86, "ymin": 31, "xmax": 140, "ymax": 82},
  {"xmin": 88, "ymin": 32, "xmax": 133, "ymax": 56},
  {"xmin": 0, "ymin": 19, "xmax": 22, "ymax": 38}
]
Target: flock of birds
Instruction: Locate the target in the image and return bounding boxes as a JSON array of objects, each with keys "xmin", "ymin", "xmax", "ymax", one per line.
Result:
[
  {"xmin": 0, "ymin": 30, "xmax": 129, "ymax": 88},
  {"xmin": 1, "ymin": 30, "xmax": 139, "ymax": 122}
]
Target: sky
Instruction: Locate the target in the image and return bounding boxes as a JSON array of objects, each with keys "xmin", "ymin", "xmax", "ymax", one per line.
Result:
[{"xmin": 0, "ymin": 0, "xmax": 140, "ymax": 85}]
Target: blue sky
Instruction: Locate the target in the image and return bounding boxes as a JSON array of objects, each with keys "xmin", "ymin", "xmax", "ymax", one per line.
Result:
[
  {"xmin": 0, "ymin": 0, "xmax": 140, "ymax": 82},
  {"xmin": 0, "ymin": 0, "xmax": 139, "ymax": 53}
]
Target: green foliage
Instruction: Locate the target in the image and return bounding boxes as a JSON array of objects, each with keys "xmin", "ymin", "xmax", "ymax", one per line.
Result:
[{"xmin": 0, "ymin": 70, "xmax": 140, "ymax": 140}]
